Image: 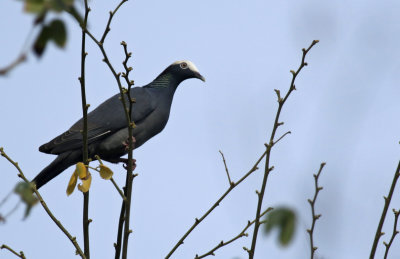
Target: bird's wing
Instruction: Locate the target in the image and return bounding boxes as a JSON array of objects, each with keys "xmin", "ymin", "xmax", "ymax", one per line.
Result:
[{"xmin": 39, "ymin": 87, "xmax": 157, "ymax": 154}]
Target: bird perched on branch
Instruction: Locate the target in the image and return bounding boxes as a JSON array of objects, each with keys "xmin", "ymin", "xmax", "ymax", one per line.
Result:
[{"xmin": 33, "ymin": 60, "xmax": 205, "ymax": 189}]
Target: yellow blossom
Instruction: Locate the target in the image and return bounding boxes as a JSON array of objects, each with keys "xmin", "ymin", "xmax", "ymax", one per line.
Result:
[
  {"xmin": 66, "ymin": 171, "xmax": 78, "ymax": 196},
  {"xmin": 66, "ymin": 162, "xmax": 92, "ymax": 195},
  {"xmin": 77, "ymin": 172, "xmax": 92, "ymax": 193},
  {"xmin": 99, "ymin": 164, "xmax": 113, "ymax": 180}
]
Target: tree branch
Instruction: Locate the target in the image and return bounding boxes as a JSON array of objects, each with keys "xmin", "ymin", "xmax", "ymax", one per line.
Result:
[
  {"xmin": 383, "ymin": 208, "xmax": 400, "ymax": 259},
  {"xmin": 119, "ymin": 39, "xmax": 136, "ymax": 259},
  {"xmin": 248, "ymin": 40, "xmax": 319, "ymax": 259},
  {"xmin": 165, "ymin": 150, "xmax": 268, "ymax": 259},
  {"xmin": 111, "ymin": 178, "xmax": 127, "ymax": 201},
  {"xmin": 80, "ymin": 2, "xmax": 135, "ymax": 258},
  {"xmin": 370, "ymin": 160, "xmax": 400, "ymax": 259},
  {"xmin": 1, "ymin": 244, "xmax": 26, "ymax": 259},
  {"xmin": 0, "ymin": 54, "xmax": 27, "ymax": 76},
  {"xmin": 100, "ymin": 0, "xmax": 128, "ymax": 44},
  {"xmin": 88, "ymin": 162, "xmax": 127, "ymax": 201},
  {"xmin": 219, "ymin": 150, "xmax": 232, "ymax": 186},
  {"xmin": 0, "ymin": 24, "xmax": 35, "ymax": 76},
  {"xmin": 194, "ymin": 207, "xmax": 273, "ymax": 259},
  {"xmin": 80, "ymin": 1, "xmax": 91, "ymax": 258},
  {"xmin": 272, "ymin": 131, "xmax": 291, "ymax": 146},
  {"xmin": 307, "ymin": 162, "xmax": 326, "ymax": 259},
  {"xmin": 0, "ymin": 148, "xmax": 86, "ymax": 258}
]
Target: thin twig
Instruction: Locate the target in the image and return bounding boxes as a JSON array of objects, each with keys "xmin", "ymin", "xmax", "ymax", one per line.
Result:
[
  {"xmin": 80, "ymin": 1, "xmax": 91, "ymax": 258},
  {"xmin": 0, "ymin": 54, "xmax": 27, "ymax": 76},
  {"xmin": 307, "ymin": 163, "xmax": 326, "ymax": 259},
  {"xmin": 0, "ymin": 148, "xmax": 85, "ymax": 258},
  {"xmin": 83, "ymin": 192, "xmax": 90, "ymax": 258},
  {"xmin": 248, "ymin": 40, "xmax": 319, "ymax": 259},
  {"xmin": 100, "ymin": 0, "xmax": 128, "ymax": 44},
  {"xmin": 0, "ymin": 189, "xmax": 13, "ymax": 209},
  {"xmin": 272, "ymin": 131, "xmax": 291, "ymax": 146},
  {"xmin": 82, "ymin": 2, "xmax": 134, "ymax": 258},
  {"xmin": 121, "ymin": 41, "xmax": 136, "ymax": 117},
  {"xmin": 383, "ymin": 208, "xmax": 400, "ymax": 259},
  {"xmin": 88, "ymin": 164, "xmax": 127, "ymax": 201},
  {"xmin": 121, "ymin": 63, "xmax": 136, "ymax": 259},
  {"xmin": 4, "ymin": 201, "xmax": 21, "ymax": 219},
  {"xmin": 82, "ymin": 9, "xmax": 130, "ymax": 127},
  {"xmin": 219, "ymin": 150, "xmax": 232, "ymax": 186},
  {"xmin": 165, "ymin": 150, "xmax": 267, "ymax": 259},
  {"xmin": 1, "ymin": 244, "xmax": 26, "ymax": 259},
  {"xmin": 195, "ymin": 207, "xmax": 273, "ymax": 259},
  {"xmin": 115, "ymin": 192, "xmax": 126, "ymax": 259},
  {"xmin": 370, "ymin": 160, "xmax": 400, "ymax": 259},
  {"xmin": 0, "ymin": 25, "xmax": 35, "ymax": 76},
  {"xmin": 111, "ymin": 178, "xmax": 127, "ymax": 201}
]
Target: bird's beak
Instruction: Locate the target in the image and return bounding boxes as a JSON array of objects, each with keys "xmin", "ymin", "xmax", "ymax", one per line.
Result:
[{"xmin": 194, "ymin": 72, "xmax": 206, "ymax": 82}]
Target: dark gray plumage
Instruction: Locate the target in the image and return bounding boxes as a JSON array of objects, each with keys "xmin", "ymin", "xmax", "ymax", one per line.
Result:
[{"xmin": 33, "ymin": 60, "xmax": 205, "ymax": 189}]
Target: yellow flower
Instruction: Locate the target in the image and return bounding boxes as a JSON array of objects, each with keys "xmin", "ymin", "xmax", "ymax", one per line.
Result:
[
  {"xmin": 77, "ymin": 173, "xmax": 92, "ymax": 193},
  {"xmin": 66, "ymin": 162, "xmax": 92, "ymax": 195},
  {"xmin": 99, "ymin": 164, "xmax": 113, "ymax": 180}
]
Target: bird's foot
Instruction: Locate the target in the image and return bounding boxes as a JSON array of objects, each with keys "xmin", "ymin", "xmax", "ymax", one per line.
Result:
[
  {"xmin": 117, "ymin": 158, "xmax": 137, "ymax": 171},
  {"xmin": 123, "ymin": 136, "xmax": 136, "ymax": 151}
]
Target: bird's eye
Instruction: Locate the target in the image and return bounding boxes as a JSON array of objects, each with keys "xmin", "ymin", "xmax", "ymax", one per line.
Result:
[{"xmin": 180, "ymin": 62, "xmax": 188, "ymax": 69}]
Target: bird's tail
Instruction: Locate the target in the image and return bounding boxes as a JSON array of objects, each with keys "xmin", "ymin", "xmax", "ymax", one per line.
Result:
[{"xmin": 33, "ymin": 150, "xmax": 82, "ymax": 189}]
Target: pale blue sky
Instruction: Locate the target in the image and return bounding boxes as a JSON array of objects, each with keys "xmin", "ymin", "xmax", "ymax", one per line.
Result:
[{"xmin": 1, "ymin": 1, "xmax": 400, "ymax": 258}]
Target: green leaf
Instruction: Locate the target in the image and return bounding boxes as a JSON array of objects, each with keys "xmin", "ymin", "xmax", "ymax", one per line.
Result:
[
  {"xmin": 14, "ymin": 182, "xmax": 38, "ymax": 219},
  {"xmin": 24, "ymin": 0, "xmax": 46, "ymax": 13},
  {"xmin": 32, "ymin": 19, "xmax": 67, "ymax": 57},
  {"xmin": 33, "ymin": 25, "xmax": 52, "ymax": 57},
  {"xmin": 49, "ymin": 19, "xmax": 67, "ymax": 47},
  {"xmin": 24, "ymin": 0, "xmax": 75, "ymax": 14},
  {"xmin": 48, "ymin": 0, "xmax": 75, "ymax": 12},
  {"xmin": 33, "ymin": 10, "xmax": 48, "ymax": 25},
  {"xmin": 264, "ymin": 207, "xmax": 297, "ymax": 246},
  {"xmin": 65, "ymin": 5, "xmax": 84, "ymax": 26}
]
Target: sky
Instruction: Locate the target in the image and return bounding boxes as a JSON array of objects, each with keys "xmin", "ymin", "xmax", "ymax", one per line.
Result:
[{"xmin": 1, "ymin": 0, "xmax": 400, "ymax": 258}]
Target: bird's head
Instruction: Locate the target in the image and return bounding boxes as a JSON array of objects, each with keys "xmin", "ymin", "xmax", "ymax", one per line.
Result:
[{"xmin": 164, "ymin": 60, "xmax": 205, "ymax": 82}]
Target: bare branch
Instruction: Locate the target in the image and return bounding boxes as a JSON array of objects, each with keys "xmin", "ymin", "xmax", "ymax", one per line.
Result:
[
  {"xmin": 0, "ymin": 25, "xmax": 35, "ymax": 76},
  {"xmin": 80, "ymin": 1, "xmax": 91, "ymax": 258},
  {"xmin": 383, "ymin": 208, "xmax": 400, "ymax": 259},
  {"xmin": 0, "ymin": 189, "xmax": 13, "ymax": 209},
  {"xmin": 0, "ymin": 147, "xmax": 86, "ymax": 258},
  {"xmin": 248, "ymin": 40, "xmax": 319, "ymax": 259},
  {"xmin": 1, "ymin": 244, "xmax": 26, "ymax": 259},
  {"xmin": 219, "ymin": 150, "xmax": 232, "ymax": 185},
  {"xmin": 81, "ymin": 1, "xmax": 135, "ymax": 258},
  {"xmin": 272, "ymin": 131, "xmax": 291, "ymax": 146},
  {"xmin": 307, "ymin": 162, "xmax": 326, "ymax": 259},
  {"xmin": 100, "ymin": 0, "xmax": 128, "ymax": 44},
  {"xmin": 4, "ymin": 201, "xmax": 21, "ymax": 219},
  {"xmin": 111, "ymin": 178, "xmax": 127, "ymax": 201},
  {"xmin": 165, "ymin": 150, "xmax": 267, "ymax": 258},
  {"xmin": 0, "ymin": 54, "xmax": 27, "ymax": 76},
  {"xmin": 195, "ymin": 207, "xmax": 273, "ymax": 259},
  {"xmin": 370, "ymin": 160, "xmax": 400, "ymax": 259}
]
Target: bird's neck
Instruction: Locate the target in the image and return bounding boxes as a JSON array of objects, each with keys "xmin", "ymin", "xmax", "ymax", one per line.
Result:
[{"xmin": 148, "ymin": 73, "xmax": 182, "ymax": 91}]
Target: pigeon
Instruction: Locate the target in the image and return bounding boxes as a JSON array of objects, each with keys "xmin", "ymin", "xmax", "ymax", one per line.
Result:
[{"xmin": 33, "ymin": 60, "xmax": 205, "ymax": 189}]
